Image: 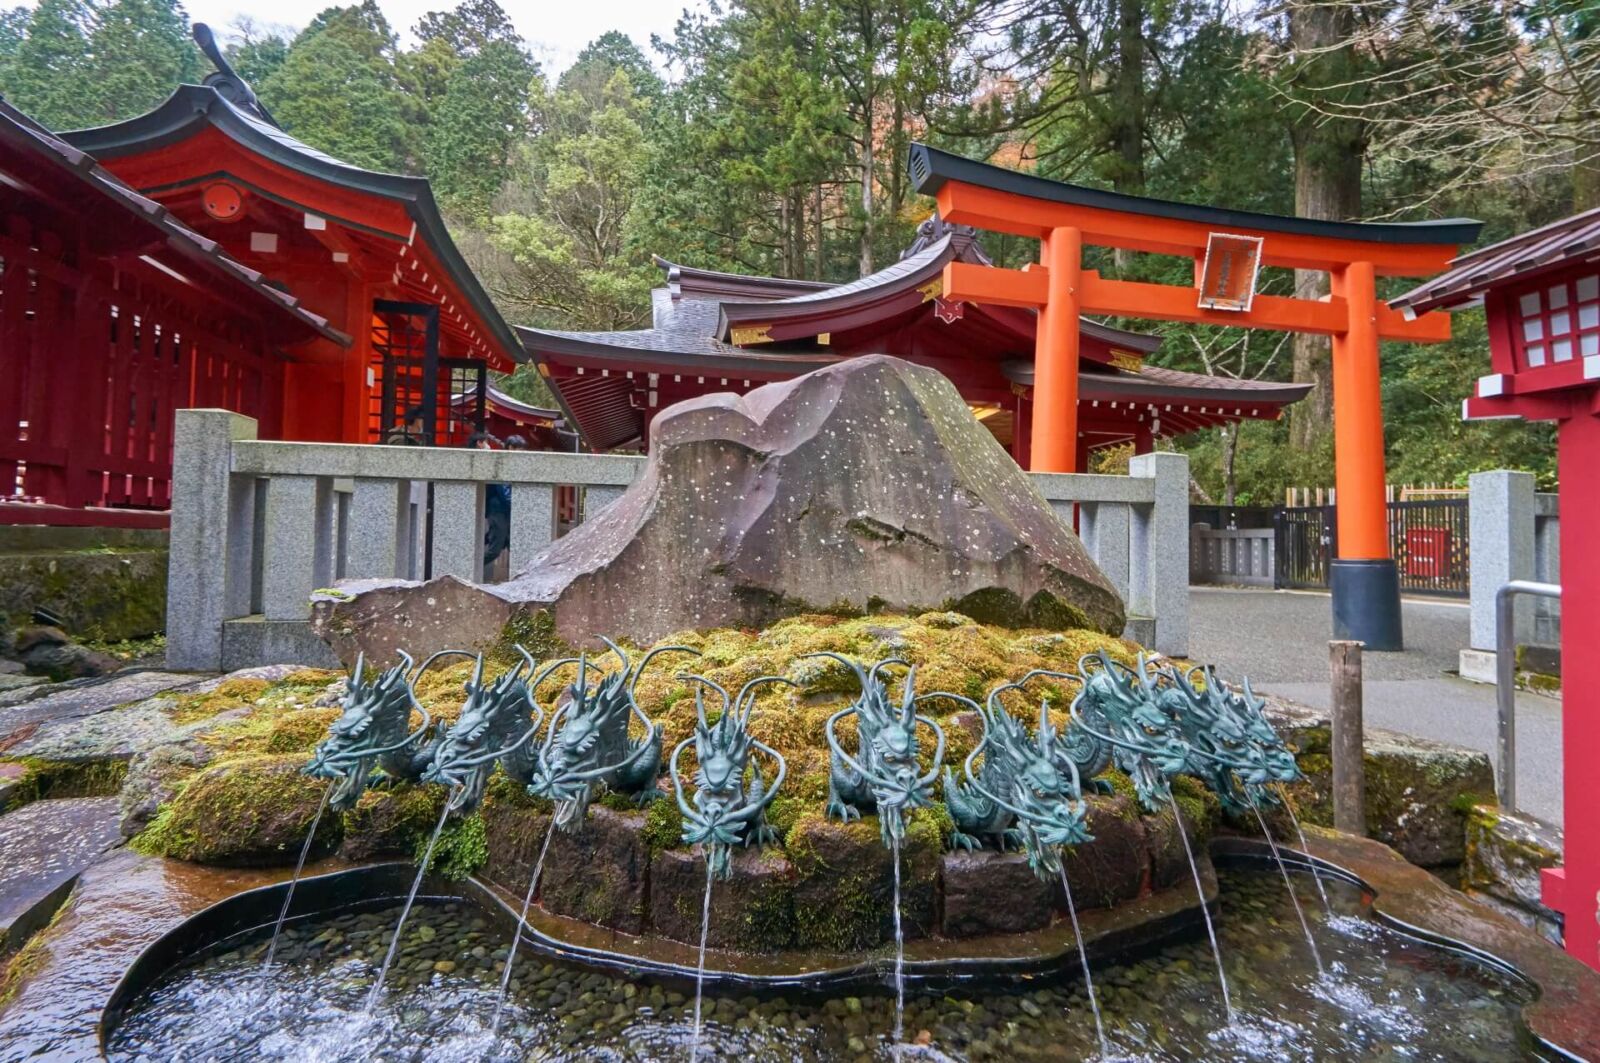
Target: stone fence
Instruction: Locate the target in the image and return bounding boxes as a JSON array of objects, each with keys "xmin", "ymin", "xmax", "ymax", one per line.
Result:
[
  {"xmin": 167, "ymin": 410, "xmax": 1190, "ymax": 671},
  {"xmin": 1461, "ymin": 470, "xmax": 1561, "ymax": 683}
]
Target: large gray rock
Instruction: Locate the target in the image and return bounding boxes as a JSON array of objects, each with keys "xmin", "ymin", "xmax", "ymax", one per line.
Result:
[{"xmin": 316, "ymin": 356, "xmax": 1124, "ymax": 659}]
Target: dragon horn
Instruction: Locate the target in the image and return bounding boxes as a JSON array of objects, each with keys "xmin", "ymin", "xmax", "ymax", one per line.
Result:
[
  {"xmin": 351, "ymin": 650, "xmax": 366, "ymax": 685},
  {"xmin": 471, "ymin": 653, "xmax": 486, "ymax": 689},
  {"xmin": 734, "ymin": 675, "xmax": 795, "ymax": 727},
  {"xmin": 898, "ymin": 664, "xmax": 917, "ymax": 725},
  {"xmin": 866, "ymin": 656, "xmax": 910, "ymax": 692},
  {"xmin": 630, "ymin": 644, "xmax": 701, "ymax": 701},
  {"xmin": 597, "ymin": 635, "xmax": 631, "ymax": 676},
  {"xmin": 797, "ymin": 651, "xmax": 868, "ymax": 694}
]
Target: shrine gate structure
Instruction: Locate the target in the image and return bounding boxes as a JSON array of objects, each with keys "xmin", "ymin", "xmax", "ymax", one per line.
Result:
[
  {"xmin": 911, "ymin": 144, "xmax": 1480, "ymax": 650},
  {"xmin": 521, "ymin": 223, "xmax": 1310, "ymax": 464},
  {"xmin": 1395, "ymin": 209, "xmax": 1600, "ymax": 969}
]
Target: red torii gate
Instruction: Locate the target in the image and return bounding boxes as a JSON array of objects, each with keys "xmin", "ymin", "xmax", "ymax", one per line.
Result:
[{"xmin": 911, "ymin": 145, "xmax": 1480, "ymax": 650}]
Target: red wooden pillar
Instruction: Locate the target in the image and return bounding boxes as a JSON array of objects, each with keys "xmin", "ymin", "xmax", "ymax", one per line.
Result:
[
  {"xmin": 1546, "ymin": 408, "xmax": 1600, "ymax": 967},
  {"xmin": 1031, "ymin": 227, "xmax": 1082, "ymax": 472},
  {"xmin": 1011, "ymin": 389, "xmax": 1033, "ymax": 469},
  {"xmin": 1133, "ymin": 423, "xmax": 1154, "ymax": 454}
]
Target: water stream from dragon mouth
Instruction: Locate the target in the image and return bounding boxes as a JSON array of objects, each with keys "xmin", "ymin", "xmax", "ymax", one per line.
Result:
[
  {"xmin": 1279, "ymin": 791, "xmax": 1333, "ymax": 916},
  {"xmin": 1167, "ymin": 791, "xmax": 1235, "ymax": 1023},
  {"xmin": 365, "ymin": 796, "xmax": 454, "ymax": 1012},
  {"xmin": 1249, "ymin": 793, "xmax": 1324, "ymax": 977},
  {"xmin": 1057, "ymin": 859, "xmax": 1109, "ymax": 1059},
  {"xmin": 688, "ymin": 851, "xmax": 715, "ymax": 1062},
  {"xmin": 890, "ymin": 831, "xmax": 906, "ymax": 1054},
  {"xmin": 262, "ymin": 782, "xmax": 333, "ymax": 973},
  {"xmin": 490, "ymin": 815, "xmax": 558, "ymax": 1036}
]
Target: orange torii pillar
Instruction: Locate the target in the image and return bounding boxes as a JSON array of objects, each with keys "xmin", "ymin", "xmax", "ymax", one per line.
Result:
[
  {"xmin": 1328, "ymin": 261, "xmax": 1402, "ymax": 647},
  {"xmin": 910, "ymin": 142, "xmax": 1479, "ymax": 651}
]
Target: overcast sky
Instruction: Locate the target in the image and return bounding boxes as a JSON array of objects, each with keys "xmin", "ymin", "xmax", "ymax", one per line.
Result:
[{"xmin": 184, "ymin": 0, "xmax": 704, "ymax": 74}]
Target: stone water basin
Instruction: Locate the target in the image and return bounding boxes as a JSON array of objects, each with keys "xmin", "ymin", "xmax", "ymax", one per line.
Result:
[{"xmin": 104, "ymin": 854, "xmax": 1554, "ymax": 1062}]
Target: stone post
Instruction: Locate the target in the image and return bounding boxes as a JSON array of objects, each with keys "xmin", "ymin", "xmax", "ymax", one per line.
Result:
[
  {"xmin": 1128, "ymin": 452, "xmax": 1189, "ymax": 658},
  {"xmin": 262, "ymin": 475, "xmax": 333, "ymax": 620},
  {"xmin": 1463, "ymin": 470, "xmax": 1535, "ymax": 682},
  {"xmin": 167, "ymin": 409, "xmax": 258, "ymax": 670},
  {"xmin": 346, "ymin": 478, "xmax": 409, "ymax": 580},
  {"xmin": 1080, "ymin": 501, "xmax": 1132, "ymax": 602},
  {"xmin": 431, "ymin": 480, "xmax": 485, "ymax": 583}
]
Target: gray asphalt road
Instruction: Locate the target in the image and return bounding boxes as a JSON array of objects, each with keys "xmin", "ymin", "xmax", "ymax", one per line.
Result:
[{"xmin": 1189, "ymin": 588, "xmax": 1564, "ymax": 826}]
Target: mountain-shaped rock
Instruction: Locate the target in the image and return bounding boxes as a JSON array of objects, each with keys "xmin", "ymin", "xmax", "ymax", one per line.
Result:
[{"xmin": 315, "ymin": 355, "xmax": 1124, "ymax": 660}]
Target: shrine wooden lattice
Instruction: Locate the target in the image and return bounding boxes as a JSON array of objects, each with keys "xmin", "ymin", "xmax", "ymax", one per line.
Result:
[{"xmin": 1, "ymin": 214, "xmax": 283, "ymax": 513}]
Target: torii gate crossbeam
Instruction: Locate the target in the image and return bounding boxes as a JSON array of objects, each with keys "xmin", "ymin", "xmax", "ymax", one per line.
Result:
[{"xmin": 911, "ymin": 144, "xmax": 1481, "ymax": 651}]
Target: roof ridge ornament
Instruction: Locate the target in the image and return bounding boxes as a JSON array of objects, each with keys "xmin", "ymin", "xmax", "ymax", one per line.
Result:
[
  {"xmin": 192, "ymin": 24, "xmax": 279, "ymax": 128},
  {"xmin": 902, "ymin": 212, "xmax": 992, "ymax": 266}
]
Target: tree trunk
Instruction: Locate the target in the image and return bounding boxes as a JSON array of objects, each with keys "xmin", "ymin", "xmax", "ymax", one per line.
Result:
[
  {"xmin": 860, "ymin": 119, "xmax": 875, "ymax": 277},
  {"xmin": 791, "ymin": 187, "xmax": 806, "ymax": 278},
  {"xmin": 1575, "ymin": 155, "xmax": 1600, "ymax": 213},
  {"xmin": 1221, "ymin": 426, "xmax": 1238, "ymax": 505},
  {"xmin": 1286, "ymin": 0, "xmax": 1364, "ymax": 450},
  {"xmin": 1109, "ymin": 0, "xmax": 1146, "ymax": 275},
  {"xmin": 779, "ymin": 194, "xmax": 792, "ymax": 277},
  {"xmin": 814, "ymin": 183, "xmax": 825, "ymax": 280}
]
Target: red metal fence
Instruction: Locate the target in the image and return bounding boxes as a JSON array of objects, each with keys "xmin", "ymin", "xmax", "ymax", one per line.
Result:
[{"xmin": 1, "ymin": 214, "xmax": 281, "ymax": 519}]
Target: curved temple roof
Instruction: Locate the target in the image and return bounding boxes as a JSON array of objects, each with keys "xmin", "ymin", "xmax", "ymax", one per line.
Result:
[
  {"xmin": 63, "ymin": 83, "xmax": 523, "ymax": 368},
  {"xmin": 0, "ymin": 98, "xmax": 347, "ymax": 345},
  {"xmin": 521, "ymin": 236, "xmax": 1310, "ymax": 451},
  {"xmin": 910, "ymin": 143, "xmax": 1482, "ymax": 247},
  {"xmin": 1393, "ymin": 206, "xmax": 1600, "ymax": 315}
]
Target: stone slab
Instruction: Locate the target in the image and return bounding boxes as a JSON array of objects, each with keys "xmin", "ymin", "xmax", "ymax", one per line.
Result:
[
  {"xmin": 941, "ymin": 851, "xmax": 1057, "ymax": 937},
  {"xmin": 0, "ymin": 671, "xmax": 206, "ymax": 741},
  {"xmin": 0, "ymin": 797, "xmax": 122, "ymax": 953},
  {"xmin": 220, "ymin": 618, "xmax": 339, "ymax": 672},
  {"xmin": 1462, "ymin": 802, "xmax": 1564, "ymax": 945}
]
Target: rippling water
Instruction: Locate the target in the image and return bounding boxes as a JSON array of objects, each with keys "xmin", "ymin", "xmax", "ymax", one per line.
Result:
[{"xmin": 107, "ymin": 868, "xmax": 1536, "ymax": 1062}]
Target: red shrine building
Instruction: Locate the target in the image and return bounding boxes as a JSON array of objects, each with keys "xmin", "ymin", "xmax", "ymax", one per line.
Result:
[
  {"xmin": 519, "ymin": 220, "xmax": 1311, "ymax": 468},
  {"xmin": 1, "ymin": 31, "xmax": 527, "ymax": 523},
  {"xmin": 62, "ymin": 54, "xmax": 524, "ymax": 449},
  {"xmin": 0, "ymin": 98, "xmax": 348, "ymax": 523},
  {"xmin": 1396, "ymin": 209, "xmax": 1600, "ymax": 968}
]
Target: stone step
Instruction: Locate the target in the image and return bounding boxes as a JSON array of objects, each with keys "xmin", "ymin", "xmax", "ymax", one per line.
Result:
[{"xmin": 0, "ymin": 796, "xmax": 122, "ymax": 954}]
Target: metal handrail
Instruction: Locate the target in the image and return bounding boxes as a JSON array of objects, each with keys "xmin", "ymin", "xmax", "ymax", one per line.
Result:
[{"xmin": 1495, "ymin": 579, "xmax": 1561, "ymax": 813}]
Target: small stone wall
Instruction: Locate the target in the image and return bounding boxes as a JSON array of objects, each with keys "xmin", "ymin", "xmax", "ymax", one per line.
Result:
[
  {"xmin": 0, "ymin": 526, "xmax": 167, "ymax": 642},
  {"xmin": 478, "ymin": 792, "xmax": 1212, "ymax": 953}
]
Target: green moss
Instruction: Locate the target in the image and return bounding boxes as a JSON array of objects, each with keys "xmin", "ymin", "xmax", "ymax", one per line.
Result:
[
  {"xmin": 1096, "ymin": 769, "xmax": 1138, "ymax": 805},
  {"xmin": 3, "ymin": 757, "xmax": 128, "ymax": 809},
  {"xmin": 640, "ymin": 798, "xmax": 685, "ymax": 856},
  {"xmin": 483, "ymin": 773, "xmax": 551, "ymax": 812},
  {"xmin": 419, "ymin": 812, "xmax": 488, "ymax": 880},
  {"xmin": 596, "ymin": 790, "xmax": 639, "ymax": 812},
  {"xmin": 907, "ymin": 802, "xmax": 954, "ymax": 849},
  {"xmin": 131, "ymin": 754, "xmax": 340, "ymax": 864},
  {"xmin": 491, "ymin": 609, "xmax": 567, "ymax": 666},
  {"xmin": 1170, "ymin": 774, "xmax": 1220, "ymax": 838},
  {"xmin": 765, "ymin": 795, "xmax": 804, "ymax": 839},
  {"xmin": 1024, "ymin": 590, "xmax": 1092, "ymax": 631},
  {"xmin": 264, "ymin": 709, "xmax": 340, "ymax": 754}
]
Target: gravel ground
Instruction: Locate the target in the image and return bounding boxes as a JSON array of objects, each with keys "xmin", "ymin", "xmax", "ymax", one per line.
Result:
[{"xmin": 1189, "ymin": 588, "xmax": 1564, "ymax": 827}]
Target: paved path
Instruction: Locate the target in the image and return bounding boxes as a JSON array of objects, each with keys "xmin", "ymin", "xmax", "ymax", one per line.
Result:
[{"xmin": 1189, "ymin": 588, "xmax": 1565, "ymax": 827}]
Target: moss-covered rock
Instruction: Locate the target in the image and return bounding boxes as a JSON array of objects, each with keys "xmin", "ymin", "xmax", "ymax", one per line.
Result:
[
  {"xmin": 339, "ymin": 785, "xmax": 446, "ymax": 862},
  {"xmin": 1461, "ymin": 802, "xmax": 1564, "ymax": 944},
  {"xmin": 650, "ymin": 847, "xmax": 797, "ymax": 950},
  {"xmin": 118, "ymin": 740, "xmax": 213, "ymax": 837},
  {"xmin": 785, "ymin": 812, "xmax": 939, "ymax": 950},
  {"xmin": 131, "ymin": 754, "xmax": 341, "ymax": 865},
  {"xmin": 1284, "ymin": 731, "xmax": 1494, "ymax": 868},
  {"xmin": 534, "ymin": 806, "xmax": 651, "ymax": 933}
]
